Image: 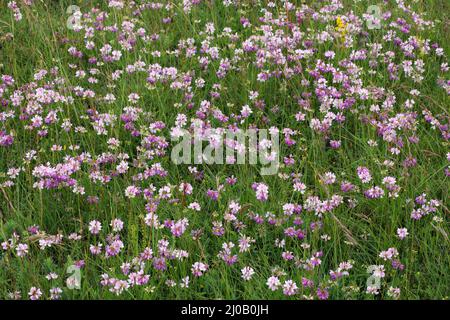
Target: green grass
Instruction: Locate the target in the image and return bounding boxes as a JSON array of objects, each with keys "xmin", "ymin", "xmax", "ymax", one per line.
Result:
[{"xmin": 0, "ymin": 0, "xmax": 448, "ymax": 300}]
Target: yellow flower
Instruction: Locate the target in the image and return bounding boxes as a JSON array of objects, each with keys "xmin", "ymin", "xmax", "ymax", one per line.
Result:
[
  {"xmin": 336, "ymin": 17, "xmax": 345, "ymax": 29},
  {"xmin": 335, "ymin": 17, "xmax": 348, "ymax": 39}
]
